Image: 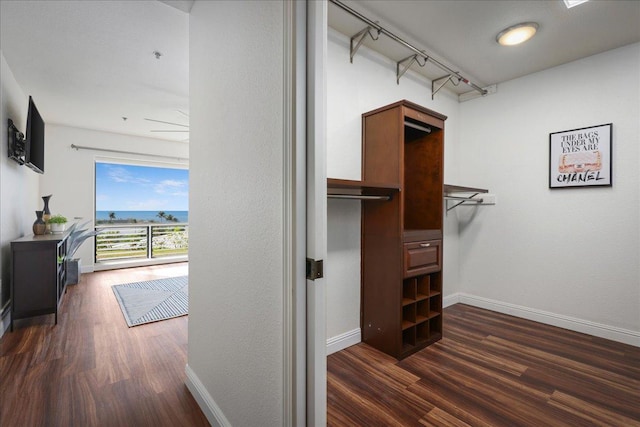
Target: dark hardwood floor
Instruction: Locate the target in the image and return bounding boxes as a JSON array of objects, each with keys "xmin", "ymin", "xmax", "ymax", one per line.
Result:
[
  {"xmin": 0, "ymin": 262, "xmax": 210, "ymax": 427},
  {"xmin": 4, "ymin": 266, "xmax": 639, "ymax": 426},
  {"xmin": 328, "ymin": 304, "xmax": 640, "ymax": 427}
]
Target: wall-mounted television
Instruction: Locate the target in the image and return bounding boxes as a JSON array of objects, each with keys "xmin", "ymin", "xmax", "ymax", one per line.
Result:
[{"xmin": 25, "ymin": 96, "xmax": 45, "ymax": 174}]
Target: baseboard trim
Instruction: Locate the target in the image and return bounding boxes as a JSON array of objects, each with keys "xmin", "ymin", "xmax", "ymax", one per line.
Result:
[
  {"xmin": 443, "ymin": 293, "xmax": 461, "ymax": 308},
  {"xmin": 326, "ymin": 328, "xmax": 361, "ymax": 355},
  {"xmin": 0, "ymin": 306, "xmax": 10, "ymax": 338},
  {"xmin": 80, "ymin": 265, "xmax": 94, "ymax": 274},
  {"xmin": 94, "ymin": 257, "xmax": 188, "ymax": 272},
  {"xmin": 185, "ymin": 364, "xmax": 232, "ymax": 427},
  {"xmin": 455, "ymin": 293, "xmax": 640, "ymax": 347}
]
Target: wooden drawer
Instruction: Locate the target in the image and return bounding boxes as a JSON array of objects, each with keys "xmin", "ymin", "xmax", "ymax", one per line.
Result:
[{"xmin": 403, "ymin": 240, "xmax": 441, "ymax": 278}]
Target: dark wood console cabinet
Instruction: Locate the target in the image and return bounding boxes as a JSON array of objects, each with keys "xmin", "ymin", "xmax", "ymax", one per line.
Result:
[
  {"xmin": 361, "ymin": 100, "xmax": 446, "ymax": 359},
  {"xmin": 10, "ymin": 233, "xmax": 68, "ymax": 331}
]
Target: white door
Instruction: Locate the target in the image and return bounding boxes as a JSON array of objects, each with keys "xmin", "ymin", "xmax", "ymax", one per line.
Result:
[
  {"xmin": 305, "ymin": 0, "xmax": 328, "ymax": 425},
  {"xmin": 293, "ymin": 1, "xmax": 326, "ymax": 425}
]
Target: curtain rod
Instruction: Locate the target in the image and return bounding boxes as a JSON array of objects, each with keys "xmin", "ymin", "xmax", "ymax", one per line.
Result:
[
  {"xmin": 329, "ymin": 0, "xmax": 487, "ymax": 96},
  {"xmin": 70, "ymin": 144, "xmax": 188, "ymax": 162}
]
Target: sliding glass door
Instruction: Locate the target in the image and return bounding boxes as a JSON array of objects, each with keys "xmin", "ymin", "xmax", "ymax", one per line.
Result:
[{"xmin": 94, "ymin": 161, "xmax": 189, "ymax": 266}]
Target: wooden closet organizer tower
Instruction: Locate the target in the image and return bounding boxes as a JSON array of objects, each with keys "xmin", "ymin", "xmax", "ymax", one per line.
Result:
[{"xmin": 360, "ymin": 99, "xmax": 446, "ymax": 359}]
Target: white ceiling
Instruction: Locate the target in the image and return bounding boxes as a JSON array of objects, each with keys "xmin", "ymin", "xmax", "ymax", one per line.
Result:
[
  {"xmin": 1, "ymin": 0, "xmax": 189, "ymax": 142},
  {"xmin": 1, "ymin": 1, "xmax": 638, "ymax": 142},
  {"xmin": 329, "ymin": 0, "xmax": 640, "ymax": 95}
]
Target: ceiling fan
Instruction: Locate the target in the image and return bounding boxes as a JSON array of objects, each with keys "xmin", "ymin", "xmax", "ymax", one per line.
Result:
[{"xmin": 145, "ymin": 110, "xmax": 189, "ymax": 142}]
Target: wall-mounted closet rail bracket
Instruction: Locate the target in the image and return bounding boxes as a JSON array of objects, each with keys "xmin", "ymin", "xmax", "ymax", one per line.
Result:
[
  {"xmin": 397, "ymin": 54, "xmax": 426, "ymax": 84},
  {"xmin": 330, "ymin": 0, "xmax": 488, "ymax": 97},
  {"xmin": 444, "ymin": 184, "xmax": 488, "ymax": 211},
  {"xmin": 327, "ymin": 178, "xmax": 398, "ymax": 201},
  {"xmin": 350, "ymin": 26, "xmax": 380, "ymax": 63},
  {"xmin": 432, "ymin": 75, "xmax": 458, "ymax": 100}
]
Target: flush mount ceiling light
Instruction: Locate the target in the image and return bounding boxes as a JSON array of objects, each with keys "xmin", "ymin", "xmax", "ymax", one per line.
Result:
[
  {"xmin": 496, "ymin": 22, "xmax": 539, "ymax": 46},
  {"xmin": 563, "ymin": 0, "xmax": 589, "ymax": 8}
]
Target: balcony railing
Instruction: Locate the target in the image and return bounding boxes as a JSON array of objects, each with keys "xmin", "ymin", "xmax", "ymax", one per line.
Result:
[{"xmin": 95, "ymin": 223, "xmax": 188, "ymax": 263}]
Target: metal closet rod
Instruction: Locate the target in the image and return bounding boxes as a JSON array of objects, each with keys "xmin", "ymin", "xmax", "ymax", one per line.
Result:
[
  {"xmin": 404, "ymin": 121, "xmax": 431, "ymax": 133},
  {"xmin": 329, "ymin": 0, "xmax": 487, "ymax": 96},
  {"xmin": 444, "ymin": 194, "xmax": 484, "ymax": 211},
  {"xmin": 70, "ymin": 144, "xmax": 188, "ymax": 162},
  {"xmin": 328, "ymin": 194, "xmax": 392, "ymax": 201}
]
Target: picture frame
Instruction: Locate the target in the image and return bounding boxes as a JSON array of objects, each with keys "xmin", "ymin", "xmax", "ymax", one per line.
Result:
[{"xmin": 549, "ymin": 123, "xmax": 612, "ymax": 189}]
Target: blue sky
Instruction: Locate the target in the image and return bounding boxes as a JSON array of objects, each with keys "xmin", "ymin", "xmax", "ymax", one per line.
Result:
[{"xmin": 95, "ymin": 162, "xmax": 189, "ymax": 211}]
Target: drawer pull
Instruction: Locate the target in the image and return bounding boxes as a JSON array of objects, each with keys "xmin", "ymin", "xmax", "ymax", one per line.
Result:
[{"xmin": 419, "ymin": 243, "xmax": 430, "ymax": 248}]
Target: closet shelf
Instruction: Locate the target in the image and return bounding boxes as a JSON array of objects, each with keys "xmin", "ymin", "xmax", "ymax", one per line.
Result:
[
  {"xmin": 444, "ymin": 184, "xmax": 489, "ymax": 211},
  {"xmin": 327, "ymin": 178, "xmax": 399, "ymax": 201},
  {"xmin": 444, "ymin": 184, "xmax": 488, "ymax": 194}
]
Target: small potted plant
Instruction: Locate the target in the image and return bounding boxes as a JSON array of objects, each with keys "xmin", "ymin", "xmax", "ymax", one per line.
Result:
[{"xmin": 48, "ymin": 214, "xmax": 68, "ymax": 234}]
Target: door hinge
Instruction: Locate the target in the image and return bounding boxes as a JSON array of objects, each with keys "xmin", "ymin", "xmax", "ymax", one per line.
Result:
[{"xmin": 306, "ymin": 258, "xmax": 324, "ymax": 280}]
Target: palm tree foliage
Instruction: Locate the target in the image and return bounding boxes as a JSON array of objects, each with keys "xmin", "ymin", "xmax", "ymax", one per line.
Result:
[{"xmin": 165, "ymin": 214, "xmax": 179, "ymax": 222}]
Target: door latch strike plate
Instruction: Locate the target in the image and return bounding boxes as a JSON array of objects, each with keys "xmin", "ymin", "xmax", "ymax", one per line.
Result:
[{"xmin": 306, "ymin": 258, "xmax": 324, "ymax": 280}]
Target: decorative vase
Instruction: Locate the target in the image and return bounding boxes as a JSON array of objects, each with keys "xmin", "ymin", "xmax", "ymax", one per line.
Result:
[
  {"xmin": 33, "ymin": 211, "xmax": 46, "ymax": 235},
  {"xmin": 65, "ymin": 258, "xmax": 80, "ymax": 285},
  {"xmin": 42, "ymin": 195, "xmax": 52, "ymax": 234},
  {"xmin": 50, "ymin": 223, "xmax": 66, "ymax": 234}
]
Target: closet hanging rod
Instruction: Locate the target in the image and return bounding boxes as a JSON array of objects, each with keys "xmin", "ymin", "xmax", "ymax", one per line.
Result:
[
  {"xmin": 329, "ymin": 0, "xmax": 487, "ymax": 97},
  {"xmin": 444, "ymin": 195, "xmax": 483, "ymax": 202},
  {"xmin": 70, "ymin": 144, "xmax": 188, "ymax": 162},
  {"xmin": 328, "ymin": 194, "xmax": 391, "ymax": 201},
  {"xmin": 404, "ymin": 121, "xmax": 431, "ymax": 133},
  {"xmin": 444, "ymin": 194, "xmax": 483, "ymax": 211}
]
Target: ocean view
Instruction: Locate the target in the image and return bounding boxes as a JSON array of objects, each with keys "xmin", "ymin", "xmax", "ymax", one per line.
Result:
[{"xmin": 96, "ymin": 210, "xmax": 189, "ymax": 224}]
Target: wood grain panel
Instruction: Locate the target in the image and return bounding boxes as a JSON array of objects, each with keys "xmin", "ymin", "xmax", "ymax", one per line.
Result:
[
  {"xmin": 403, "ymin": 130, "xmax": 444, "ymax": 231},
  {"xmin": 362, "ymin": 106, "xmax": 402, "ymax": 185},
  {"xmin": 361, "ymin": 197, "xmax": 402, "ymax": 356}
]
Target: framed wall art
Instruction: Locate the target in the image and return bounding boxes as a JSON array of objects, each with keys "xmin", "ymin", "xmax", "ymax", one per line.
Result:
[{"xmin": 549, "ymin": 123, "xmax": 612, "ymax": 189}]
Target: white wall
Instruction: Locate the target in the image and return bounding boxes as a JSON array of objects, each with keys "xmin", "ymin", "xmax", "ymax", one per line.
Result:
[
  {"xmin": 188, "ymin": 1, "xmax": 286, "ymax": 426},
  {"xmin": 0, "ymin": 52, "xmax": 38, "ymax": 327},
  {"xmin": 325, "ymin": 29, "xmax": 464, "ymax": 348},
  {"xmin": 458, "ymin": 43, "xmax": 640, "ymax": 344},
  {"xmin": 42, "ymin": 124, "xmax": 188, "ymax": 271}
]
